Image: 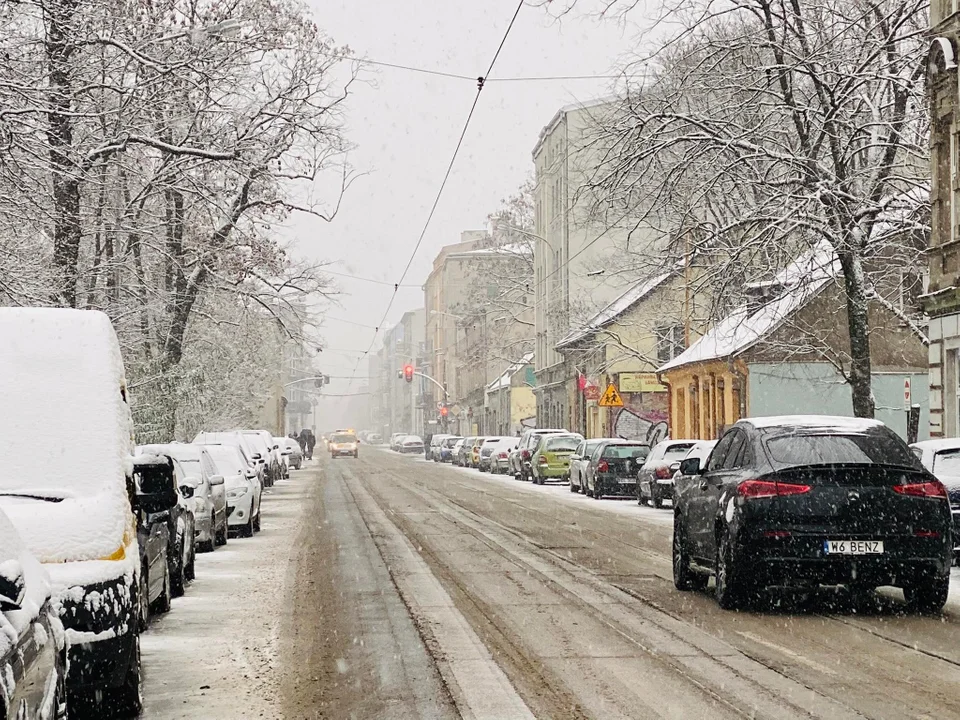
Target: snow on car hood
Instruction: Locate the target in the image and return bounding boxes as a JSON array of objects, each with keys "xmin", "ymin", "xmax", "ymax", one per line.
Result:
[{"xmin": 0, "ymin": 493, "xmax": 129, "ymax": 564}]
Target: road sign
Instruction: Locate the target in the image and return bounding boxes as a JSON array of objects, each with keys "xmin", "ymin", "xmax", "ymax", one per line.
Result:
[
  {"xmin": 583, "ymin": 385, "xmax": 601, "ymax": 401},
  {"xmin": 598, "ymin": 383, "xmax": 624, "ymax": 408},
  {"xmin": 903, "ymin": 377, "xmax": 911, "ymax": 410}
]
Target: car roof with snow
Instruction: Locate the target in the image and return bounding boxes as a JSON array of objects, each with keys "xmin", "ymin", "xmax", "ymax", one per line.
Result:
[
  {"xmin": 910, "ymin": 439, "xmax": 960, "ymax": 452},
  {"xmin": 743, "ymin": 415, "xmax": 885, "ymax": 432}
]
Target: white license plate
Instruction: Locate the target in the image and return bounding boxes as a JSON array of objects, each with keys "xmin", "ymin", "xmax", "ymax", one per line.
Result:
[{"xmin": 823, "ymin": 540, "xmax": 883, "ymax": 555}]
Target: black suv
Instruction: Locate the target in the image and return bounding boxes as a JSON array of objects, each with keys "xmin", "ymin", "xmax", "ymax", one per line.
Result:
[{"xmin": 672, "ymin": 417, "xmax": 952, "ymax": 612}]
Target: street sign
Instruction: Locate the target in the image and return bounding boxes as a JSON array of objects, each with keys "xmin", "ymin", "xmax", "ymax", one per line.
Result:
[
  {"xmin": 903, "ymin": 377, "xmax": 911, "ymax": 410},
  {"xmin": 583, "ymin": 385, "xmax": 601, "ymax": 401},
  {"xmin": 598, "ymin": 383, "xmax": 624, "ymax": 408}
]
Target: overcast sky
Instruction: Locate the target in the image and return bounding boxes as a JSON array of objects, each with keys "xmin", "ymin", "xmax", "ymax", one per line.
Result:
[{"xmin": 291, "ymin": 1, "xmax": 639, "ymax": 424}]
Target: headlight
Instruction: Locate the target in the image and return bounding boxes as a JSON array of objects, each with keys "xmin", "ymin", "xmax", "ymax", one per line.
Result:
[{"xmin": 227, "ymin": 486, "xmax": 249, "ymax": 500}]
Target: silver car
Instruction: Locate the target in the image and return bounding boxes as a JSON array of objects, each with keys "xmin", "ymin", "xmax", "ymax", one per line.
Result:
[
  {"xmin": 569, "ymin": 439, "xmax": 604, "ymax": 493},
  {"xmin": 139, "ymin": 443, "xmax": 228, "ymax": 552}
]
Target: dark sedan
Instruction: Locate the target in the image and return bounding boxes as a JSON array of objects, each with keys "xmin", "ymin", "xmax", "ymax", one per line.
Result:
[
  {"xmin": 585, "ymin": 440, "xmax": 650, "ymax": 499},
  {"xmin": 673, "ymin": 416, "xmax": 953, "ymax": 612}
]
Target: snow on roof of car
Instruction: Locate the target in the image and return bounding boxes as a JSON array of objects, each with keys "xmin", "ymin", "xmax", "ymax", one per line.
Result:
[
  {"xmin": 910, "ymin": 438, "xmax": 960, "ymax": 452},
  {"xmin": 746, "ymin": 415, "xmax": 885, "ymax": 431},
  {"xmin": 403, "ymin": 436, "xmax": 423, "ymax": 443},
  {"xmin": 0, "ymin": 308, "xmax": 134, "ymax": 563},
  {"xmin": 139, "ymin": 443, "xmax": 201, "ymax": 461}
]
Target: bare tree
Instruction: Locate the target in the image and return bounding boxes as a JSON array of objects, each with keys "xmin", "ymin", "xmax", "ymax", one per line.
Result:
[{"xmin": 581, "ymin": 0, "xmax": 929, "ymax": 417}]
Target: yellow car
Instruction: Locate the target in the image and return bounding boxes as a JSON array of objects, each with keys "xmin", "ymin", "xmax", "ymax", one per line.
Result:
[
  {"xmin": 470, "ymin": 438, "xmax": 485, "ymax": 468},
  {"xmin": 329, "ymin": 432, "xmax": 359, "ymax": 458}
]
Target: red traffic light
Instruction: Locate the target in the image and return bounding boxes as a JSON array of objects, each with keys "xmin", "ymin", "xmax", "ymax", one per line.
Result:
[
  {"xmin": 403, "ymin": 364, "xmax": 414, "ymax": 383},
  {"xmin": 440, "ymin": 406, "xmax": 448, "ymax": 417}
]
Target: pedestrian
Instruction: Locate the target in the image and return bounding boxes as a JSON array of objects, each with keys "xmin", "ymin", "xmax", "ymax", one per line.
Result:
[
  {"xmin": 306, "ymin": 429, "xmax": 316, "ymax": 460},
  {"xmin": 298, "ymin": 428, "xmax": 309, "ymax": 456}
]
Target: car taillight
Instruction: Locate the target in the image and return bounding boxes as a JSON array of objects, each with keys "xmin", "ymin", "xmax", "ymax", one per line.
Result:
[
  {"xmin": 893, "ymin": 481, "xmax": 948, "ymax": 499},
  {"xmin": 498, "ymin": 452, "xmax": 508, "ymax": 459},
  {"xmin": 737, "ymin": 480, "xmax": 811, "ymax": 499},
  {"xmin": 538, "ymin": 455, "xmax": 548, "ymax": 465},
  {"xmin": 655, "ymin": 466, "xmax": 673, "ymax": 479},
  {"xmin": 597, "ymin": 460, "xmax": 609, "ymax": 472},
  {"xmin": 521, "ymin": 450, "xmax": 530, "ymax": 459},
  {"xmin": 915, "ymin": 529, "xmax": 941, "ymax": 538}
]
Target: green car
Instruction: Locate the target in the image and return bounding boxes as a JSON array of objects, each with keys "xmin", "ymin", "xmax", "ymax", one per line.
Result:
[{"xmin": 531, "ymin": 433, "xmax": 584, "ymax": 484}]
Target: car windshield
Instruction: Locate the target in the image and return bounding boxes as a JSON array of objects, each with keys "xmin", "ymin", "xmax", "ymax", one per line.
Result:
[
  {"xmin": 603, "ymin": 445, "xmax": 650, "ymax": 460},
  {"xmin": 331, "ymin": 434, "xmax": 356, "ymax": 443},
  {"xmin": 765, "ymin": 432, "xmax": 920, "ymax": 469},
  {"xmin": 934, "ymin": 449, "xmax": 960, "ymax": 476},
  {"xmin": 545, "ymin": 437, "xmax": 580, "ymax": 452},
  {"xmin": 662, "ymin": 443, "xmax": 696, "ymax": 462}
]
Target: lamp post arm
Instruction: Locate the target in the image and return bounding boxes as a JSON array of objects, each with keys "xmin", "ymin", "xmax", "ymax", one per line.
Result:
[{"xmin": 412, "ymin": 371, "xmax": 448, "ymax": 400}]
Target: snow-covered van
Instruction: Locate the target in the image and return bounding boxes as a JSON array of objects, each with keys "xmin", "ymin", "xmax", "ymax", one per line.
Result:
[{"xmin": 0, "ymin": 309, "xmax": 142, "ymax": 713}]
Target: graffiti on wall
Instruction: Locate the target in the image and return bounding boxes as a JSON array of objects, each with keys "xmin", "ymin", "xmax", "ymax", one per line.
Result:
[{"xmin": 613, "ymin": 391, "xmax": 668, "ymax": 445}]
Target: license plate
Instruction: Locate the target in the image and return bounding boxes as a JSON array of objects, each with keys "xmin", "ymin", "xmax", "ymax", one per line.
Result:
[{"xmin": 823, "ymin": 540, "xmax": 883, "ymax": 555}]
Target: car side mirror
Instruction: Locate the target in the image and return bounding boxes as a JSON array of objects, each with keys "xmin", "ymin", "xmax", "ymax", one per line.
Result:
[
  {"xmin": 679, "ymin": 457, "xmax": 702, "ymax": 476},
  {"xmin": 181, "ymin": 476, "xmax": 200, "ymax": 489},
  {"xmin": 180, "ymin": 485, "xmax": 195, "ymax": 499},
  {"xmin": 669, "ymin": 461, "xmax": 681, "ymax": 472},
  {"xmin": 252, "ymin": 453, "xmax": 262, "ymax": 461},
  {"xmin": 209, "ymin": 474, "xmax": 225, "ymax": 486},
  {"xmin": 0, "ymin": 560, "xmax": 25, "ymax": 611}
]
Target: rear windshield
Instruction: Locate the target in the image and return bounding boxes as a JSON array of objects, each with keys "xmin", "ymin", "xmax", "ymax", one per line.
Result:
[
  {"xmin": 546, "ymin": 437, "xmax": 580, "ymax": 452},
  {"xmin": 663, "ymin": 443, "xmax": 696, "ymax": 462},
  {"xmin": 332, "ymin": 434, "xmax": 356, "ymax": 443},
  {"xmin": 934, "ymin": 449, "xmax": 960, "ymax": 476},
  {"xmin": 443, "ymin": 437, "xmax": 461, "ymax": 447},
  {"xmin": 603, "ymin": 444, "xmax": 650, "ymax": 460},
  {"xmin": 765, "ymin": 432, "xmax": 920, "ymax": 469}
]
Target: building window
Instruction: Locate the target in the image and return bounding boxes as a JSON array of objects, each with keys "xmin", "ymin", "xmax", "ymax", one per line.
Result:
[{"xmin": 655, "ymin": 324, "xmax": 685, "ymax": 364}]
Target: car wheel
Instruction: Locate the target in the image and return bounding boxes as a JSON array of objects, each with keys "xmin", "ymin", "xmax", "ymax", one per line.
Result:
[
  {"xmin": 93, "ymin": 632, "xmax": 142, "ymax": 717},
  {"xmin": 200, "ymin": 513, "xmax": 216, "ymax": 552},
  {"xmin": 253, "ymin": 508, "xmax": 261, "ymax": 532},
  {"xmin": 673, "ymin": 513, "xmax": 707, "ymax": 591},
  {"xmin": 651, "ymin": 483, "xmax": 663, "ymax": 509},
  {"xmin": 185, "ymin": 539, "xmax": 196, "ymax": 581},
  {"xmin": 216, "ymin": 517, "xmax": 228, "ymax": 546},
  {"xmin": 138, "ymin": 561, "xmax": 150, "ymax": 631},
  {"xmin": 151, "ymin": 560, "xmax": 172, "ymax": 614},
  {"xmin": 903, "ymin": 575, "xmax": 950, "ymax": 614},
  {"xmin": 715, "ymin": 530, "xmax": 746, "ymax": 610},
  {"xmin": 170, "ymin": 537, "xmax": 185, "ymax": 598},
  {"xmin": 569, "ymin": 476, "xmax": 576, "ymax": 492}
]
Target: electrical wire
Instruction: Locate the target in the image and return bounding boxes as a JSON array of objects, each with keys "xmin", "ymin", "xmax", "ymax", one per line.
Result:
[
  {"xmin": 350, "ymin": 0, "xmax": 527, "ymax": 383},
  {"xmin": 323, "ymin": 267, "xmax": 421, "ymax": 287}
]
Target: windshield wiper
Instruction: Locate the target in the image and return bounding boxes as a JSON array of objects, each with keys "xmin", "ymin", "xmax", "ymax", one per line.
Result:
[{"xmin": 0, "ymin": 492, "xmax": 65, "ymax": 503}]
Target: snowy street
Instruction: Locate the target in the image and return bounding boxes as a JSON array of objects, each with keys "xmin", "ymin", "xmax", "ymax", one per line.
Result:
[{"xmin": 138, "ymin": 447, "xmax": 960, "ymax": 719}]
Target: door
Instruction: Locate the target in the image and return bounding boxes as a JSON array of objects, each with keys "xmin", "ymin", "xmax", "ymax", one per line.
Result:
[
  {"xmin": 688, "ymin": 431, "xmax": 738, "ymax": 560},
  {"xmin": 570, "ymin": 441, "xmax": 585, "ymax": 488},
  {"xmin": 696, "ymin": 430, "xmax": 750, "ymax": 563}
]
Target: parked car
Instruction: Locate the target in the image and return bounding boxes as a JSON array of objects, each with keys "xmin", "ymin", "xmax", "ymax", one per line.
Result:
[
  {"xmin": 132, "ymin": 455, "xmax": 178, "ymax": 626},
  {"xmin": 440, "ymin": 436, "xmax": 463, "ymax": 463},
  {"xmin": 400, "ymin": 435, "xmax": 425, "ymax": 454},
  {"xmin": 478, "ymin": 437, "xmax": 506, "ymax": 472},
  {"xmin": 911, "ymin": 438, "xmax": 960, "ymax": 563},
  {"xmin": 0, "ymin": 508, "xmax": 67, "ymax": 720},
  {"xmin": 140, "ymin": 443, "xmax": 227, "ymax": 554},
  {"xmin": 390, "ymin": 433, "xmax": 406, "ymax": 451},
  {"xmin": 637, "ymin": 440, "xmax": 698, "ymax": 508},
  {"xmin": 569, "ymin": 439, "xmax": 605, "ymax": 493},
  {"xmin": 369, "ymin": 433, "xmax": 383, "ymax": 445},
  {"xmin": 510, "ymin": 429, "xmax": 568, "ymax": 481},
  {"xmin": 329, "ymin": 431, "xmax": 359, "ymax": 458},
  {"xmin": 194, "ymin": 431, "xmax": 264, "ymax": 486},
  {"xmin": 429, "ymin": 434, "xmax": 451, "ymax": 461},
  {"xmin": 530, "ymin": 434, "xmax": 584, "ymax": 484},
  {"xmin": 490, "ymin": 438, "xmax": 518, "ymax": 474},
  {"xmin": 585, "ymin": 440, "xmax": 650, "ymax": 498},
  {"xmin": 674, "ymin": 416, "xmax": 952, "ymax": 612},
  {"xmin": 0, "ymin": 309, "xmax": 142, "ymax": 714},
  {"xmin": 451, "ymin": 438, "xmax": 467, "ymax": 464},
  {"xmin": 240, "ymin": 430, "xmax": 280, "ymax": 487},
  {"xmin": 469, "ymin": 437, "xmax": 487, "ymax": 468},
  {"xmin": 204, "ymin": 444, "xmax": 263, "ymax": 537},
  {"xmin": 277, "ymin": 436, "xmax": 303, "ymax": 472},
  {"xmin": 456, "ymin": 437, "xmax": 477, "ymax": 466},
  {"xmin": 670, "ymin": 440, "xmax": 718, "ymax": 504}
]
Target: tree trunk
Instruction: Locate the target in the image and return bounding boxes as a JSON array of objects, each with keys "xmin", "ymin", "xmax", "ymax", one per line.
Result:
[
  {"xmin": 838, "ymin": 250, "xmax": 875, "ymax": 418},
  {"xmin": 45, "ymin": 0, "xmax": 82, "ymax": 307}
]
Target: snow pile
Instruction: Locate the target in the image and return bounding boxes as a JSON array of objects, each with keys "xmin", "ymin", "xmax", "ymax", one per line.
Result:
[{"xmin": 0, "ymin": 309, "xmax": 134, "ymax": 563}]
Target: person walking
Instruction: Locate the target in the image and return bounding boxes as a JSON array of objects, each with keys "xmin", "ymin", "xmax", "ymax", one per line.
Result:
[
  {"xmin": 298, "ymin": 428, "xmax": 309, "ymax": 456},
  {"xmin": 305, "ymin": 429, "xmax": 316, "ymax": 460}
]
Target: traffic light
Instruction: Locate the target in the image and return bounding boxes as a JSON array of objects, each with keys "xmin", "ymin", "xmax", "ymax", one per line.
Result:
[
  {"xmin": 403, "ymin": 364, "xmax": 414, "ymax": 383},
  {"xmin": 440, "ymin": 405, "xmax": 448, "ymax": 417}
]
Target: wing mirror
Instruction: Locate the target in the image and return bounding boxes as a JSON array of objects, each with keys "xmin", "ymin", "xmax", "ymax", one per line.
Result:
[
  {"xmin": 669, "ymin": 461, "xmax": 681, "ymax": 473},
  {"xmin": 179, "ymin": 485, "xmax": 195, "ymax": 499},
  {"xmin": 679, "ymin": 457, "xmax": 702, "ymax": 476},
  {"xmin": 209, "ymin": 474, "xmax": 225, "ymax": 486},
  {"xmin": 0, "ymin": 560, "xmax": 25, "ymax": 611},
  {"xmin": 252, "ymin": 453, "xmax": 262, "ymax": 461}
]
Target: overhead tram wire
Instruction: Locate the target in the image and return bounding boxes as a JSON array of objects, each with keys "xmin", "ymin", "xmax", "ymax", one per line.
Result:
[{"xmin": 346, "ymin": 0, "xmax": 528, "ymax": 389}]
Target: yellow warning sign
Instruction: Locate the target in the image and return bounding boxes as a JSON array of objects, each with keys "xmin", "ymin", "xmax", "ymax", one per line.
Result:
[{"xmin": 598, "ymin": 383, "xmax": 624, "ymax": 408}]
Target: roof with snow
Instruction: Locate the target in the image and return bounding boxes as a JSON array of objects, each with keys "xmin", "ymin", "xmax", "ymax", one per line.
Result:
[
  {"xmin": 486, "ymin": 352, "xmax": 535, "ymax": 393},
  {"xmin": 557, "ymin": 270, "xmax": 677, "ymax": 350},
  {"xmin": 658, "ymin": 241, "xmax": 839, "ymax": 373}
]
